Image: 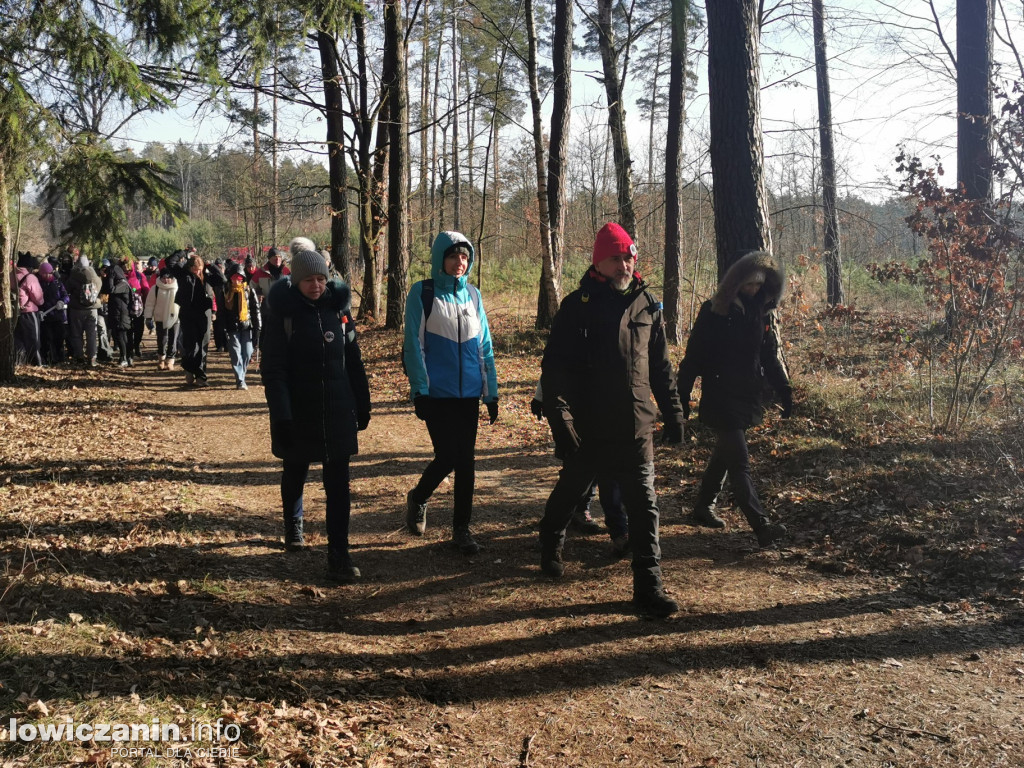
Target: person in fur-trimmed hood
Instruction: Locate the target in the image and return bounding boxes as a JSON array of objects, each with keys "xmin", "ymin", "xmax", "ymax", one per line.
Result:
[{"xmin": 677, "ymin": 250, "xmax": 792, "ymax": 549}]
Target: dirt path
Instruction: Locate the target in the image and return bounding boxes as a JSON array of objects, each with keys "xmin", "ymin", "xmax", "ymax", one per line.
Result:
[{"xmin": 3, "ymin": 326, "xmax": 1024, "ymax": 767}]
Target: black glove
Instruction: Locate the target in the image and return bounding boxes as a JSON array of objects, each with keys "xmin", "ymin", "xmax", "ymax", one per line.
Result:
[
  {"xmin": 662, "ymin": 421, "xmax": 684, "ymax": 445},
  {"xmin": 413, "ymin": 396, "xmax": 431, "ymax": 421},
  {"xmin": 486, "ymin": 400, "xmax": 499, "ymax": 425},
  {"xmin": 145, "ymin": 318, "xmax": 155, "ymax": 332},
  {"xmin": 271, "ymin": 420, "xmax": 293, "ymax": 452},
  {"xmin": 530, "ymin": 398, "xmax": 544, "ymax": 421},
  {"xmin": 357, "ymin": 410, "xmax": 371, "ymax": 431},
  {"xmin": 552, "ymin": 420, "xmax": 581, "ymax": 461},
  {"xmin": 779, "ymin": 386, "xmax": 793, "ymax": 419}
]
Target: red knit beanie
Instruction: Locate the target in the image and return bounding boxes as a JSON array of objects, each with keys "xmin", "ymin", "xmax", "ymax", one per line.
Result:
[{"xmin": 592, "ymin": 222, "xmax": 637, "ymax": 265}]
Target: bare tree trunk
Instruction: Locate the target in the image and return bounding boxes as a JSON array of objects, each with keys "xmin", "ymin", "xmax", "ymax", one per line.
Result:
[
  {"xmin": 384, "ymin": 0, "xmax": 410, "ymax": 329},
  {"xmin": 0, "ymin": 162, "xmax": 14, "ymax": 382},
  {"xmin": 251, "ymin": 85, "xmax": 264, "ymax": 259},
  {"xmin": 957, "ymin": 0, "xmax": 994, "ymax": 201},
  {"xmin": 451, "ymin": 7, "xmax": 461, "ymax": 231},
  {"xmin": 318, "ymin": 30, "xmax": 351, "ymax": 280},
  {"xmin": 354, "ymin": 11, "xmax": 385, "ymax": 321},
  {"xmin": 540, "ymin": 0, "xmax": 573, "ymax": 328},
  {"xmin": 663, "ymin": 0, "xmax": 689, "ymax": 345},
  {"xmin": 272, "ymin": 56, "xmax": 279, "ymax": 248},
  {"xmin": 419, "ymin": 5, "xmax": 431, "ymax": 247},
  {"xmin": 525, "ymin": 0, "xmax": 560, "ymax": 326},
  {"xmin": 706, "ymin": 0, "xmax": 772, "ymax": 276},
  {"xmin": 596, "ymin": 0, "xmax": 636, "ymax": 237},
  {"xmin": 813, "ymin": 0, "xmax": 844, "ymax": 305}
]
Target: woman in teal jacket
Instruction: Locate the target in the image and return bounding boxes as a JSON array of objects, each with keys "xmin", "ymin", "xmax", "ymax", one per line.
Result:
[{"xmin": 402, "ymin": 231, "xmax": 499, "ymax": 555}]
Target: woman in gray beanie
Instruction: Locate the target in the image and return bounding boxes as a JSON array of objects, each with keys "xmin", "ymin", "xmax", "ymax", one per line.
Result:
[{"xmin": 260, "ymin": 242, "xmax": 371, "ymax": 583}]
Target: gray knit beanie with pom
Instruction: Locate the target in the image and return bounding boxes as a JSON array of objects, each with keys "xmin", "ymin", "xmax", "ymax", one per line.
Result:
[{"xmin": 289, "ymin": 249, "xmax": 329, "ymax": 285}]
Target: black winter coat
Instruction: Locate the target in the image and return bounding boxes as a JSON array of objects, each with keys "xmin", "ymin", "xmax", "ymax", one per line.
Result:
[
  {"xmin": 677, "ymin": 252, "xmax": 790, "ymax": 431},
  {"xmin": 104, "ymin": 266, "xmax": 132, "ymax": 331},
  {"xmin": 541, "ymin": 268, "xmax": 684, "ymax": 462},
  {"xmin": 260, "ymin": 278, "xmax": 371, "ymax": 463},
  {"xmin": 174, "ymin": 272, "xmax": 215, "ymax": 320}
]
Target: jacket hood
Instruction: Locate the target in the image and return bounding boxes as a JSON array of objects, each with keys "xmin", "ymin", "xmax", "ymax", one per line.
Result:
[
  {"xmin": 267, "ymin": 276, "xmax": 351, "ymax": 317},
  {"xmin": 430, "ymin": 231, "xmax": 475, "ymax": 286},
  {"xmin": 710, "ymin": 251, "xmax": 785, "ymax": 316}
]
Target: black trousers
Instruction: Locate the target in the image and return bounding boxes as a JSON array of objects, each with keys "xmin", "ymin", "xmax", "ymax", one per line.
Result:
[
  {"xmin": 14, "ymin": 311, "xmax": 42, "ymax": 366},
  {"xmin": 540, "ymin": 441, "xmax": 663, "ymax": 591},
  {"xmin": 282, "ymin": 457, "xmax": 352, "ymax": 552},
  {"xmin": 179, "ymin": 310, "xmax": 211, "ymax": 381},
  {"xmin": 411, "ymin": 398, "xmax": 479, "ymax": 529},
  {"xmin": 696, "ymin": 427, "xmax": 768, "ymax": 530}
]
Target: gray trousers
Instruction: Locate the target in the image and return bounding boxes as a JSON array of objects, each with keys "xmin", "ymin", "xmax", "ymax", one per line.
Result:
[{"xmin": 68, "ymin": 308, "xmax": 98, "ymax": 360}]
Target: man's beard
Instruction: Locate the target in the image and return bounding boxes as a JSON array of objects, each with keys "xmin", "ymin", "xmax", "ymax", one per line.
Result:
[{"xmin": 610, "ymin": 274, "xmax": 632, "ymax": 291}]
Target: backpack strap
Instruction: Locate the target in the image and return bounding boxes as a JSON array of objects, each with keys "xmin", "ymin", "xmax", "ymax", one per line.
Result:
[{"xmin": 421, "ymin": 278, "xmax": 434, "ymax": 321}]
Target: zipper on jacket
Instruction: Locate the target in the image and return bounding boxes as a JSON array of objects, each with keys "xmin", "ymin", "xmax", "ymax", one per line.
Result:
[{"xmin": 318, "ymin": 307, "xmax": 331, "ymax": 464}]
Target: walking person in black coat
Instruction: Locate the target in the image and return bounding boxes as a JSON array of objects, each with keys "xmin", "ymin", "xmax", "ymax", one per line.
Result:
[
  {"xmin": 103, "ymin": 263, "xmax": 133, "ymax": 367},
  {"xmin": 677, "ymin": 251, "xmax": 792, "ymax": 549},
  {"xmin": 260, "ymin": 244, "xmax": 371, "ymax": 583},
  {"xmin": 174, "ymin": 254, "xmax": 216, "ymax": 387}
]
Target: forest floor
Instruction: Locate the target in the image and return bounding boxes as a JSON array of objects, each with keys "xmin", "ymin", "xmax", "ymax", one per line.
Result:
[{"xmin": 1, "ymin": 305, "xmax": 1024, "ymax": 767}]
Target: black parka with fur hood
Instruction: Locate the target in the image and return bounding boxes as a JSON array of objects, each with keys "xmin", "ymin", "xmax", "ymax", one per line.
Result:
[
  {"xmin": 677, "ymin": 252, "xmax": 791, "ymax": 430},
  {"xmin": 260, "ymin": 278, "xmax": 371, "ymax": 463}
]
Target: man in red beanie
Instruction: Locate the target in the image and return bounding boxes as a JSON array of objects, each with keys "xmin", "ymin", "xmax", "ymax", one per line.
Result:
[{"xmin": 538, "ymin": 222, "xmax": 686, "ymax": 617}]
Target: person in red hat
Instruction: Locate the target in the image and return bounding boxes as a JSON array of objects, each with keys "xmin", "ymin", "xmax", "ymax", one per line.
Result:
[{"xmin": 538, "ymin": 222, "xmax": 685, "ymax": 617}]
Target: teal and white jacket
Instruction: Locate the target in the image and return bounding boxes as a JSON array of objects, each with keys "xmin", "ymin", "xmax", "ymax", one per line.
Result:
[{"xmin": 403, "ymin": 231, "xmax": 498, "ymax": 403}]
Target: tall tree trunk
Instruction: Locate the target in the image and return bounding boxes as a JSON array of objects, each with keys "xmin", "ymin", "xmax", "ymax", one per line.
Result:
[
  {"xmin": 354, "ymin": 11, "xmax": 385, "ymax": 321},
  {"xmin": 526, "ymin": 0, "xmax": 560, "ymax": 326},
  {"xmin": 0, "ymin": 162, "xmax": 13, "ymax": 382},
  {"xmin": 957, "ymin": 0, "xmax": 993, "ymax": 201},
  {"xmin": 663, "ymin": 0, "xmax": 689, "ymax": 345},
  {"xmin": 272, "ymin": 57, "xmax": 279, "ymax": 248},
  {"xmin": 419, "ymin": 5, "xmax": 431, "ymax": 247},
  {"xmin": 318, "ymin": 30, "xmax": 351, "ymax": 280},
  {"xmin": 706, "ymin": 0, "xmax": 772, "ymax": 276},
  {"xmin": 540, "ymin": 0, "xmax": 573, "ymax": 329},
  {"xmin": 451, "ymin": 8, "xmax": 461, "ymax": 230},
  {"xmin": 813, "ymin": 0, "xmax": 843, "ymax": 306},
  {"xmin": 596, "ymin": 0, "xmax": 636, "ymax": 237},
  {"xmin": 251, "ymin": 85, "xmax": 264, "ymax": 259},
  {"xmin": 384, "ymin": 0, "xmax": 410, "ymax": 329}
]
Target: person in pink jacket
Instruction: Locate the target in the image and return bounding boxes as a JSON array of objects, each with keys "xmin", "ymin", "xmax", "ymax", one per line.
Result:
[{"xmin": 13, "ymin": 252, "xmax": 44, "ymax": 365}]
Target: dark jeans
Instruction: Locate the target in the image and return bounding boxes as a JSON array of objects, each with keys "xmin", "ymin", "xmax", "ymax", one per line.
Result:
[
  {"xmin": 576, "ymin": 479, "xmax": 627, "ymax": 538},
  {"xmin": 540, "ymin": 443, "xmax": 663, "ymax": 590},
  {"xmin": 112, "ymin": 327, "xmax": 129, "ymax": 362},
  {"xmin": 131, "ymin": 316, "xmax": 145, "ymax": 357},
  {"xmin": 179, "ymin": 311, "xmax": 211, "ymax": 381},
  {"xmin": 281, "ymin": 457, "xmax": 352, "ymax": 551},
  {"xmin": 696, "ymin": 428, "xmax": 768, "ymax": 530},
  {"xmin": 68, "ymin": 308, "xmax": 98, "ymax": 361},
  {"xmin": 156, "ymin": 321, "xmax": 179, "ymax": 360},
  {"xmin": 41, "ymin": 321, "xmax": 66, "ymax": 364},
  {"xmin": 410, "ymin": 397, "xmax": 479, "ymax": 529}
]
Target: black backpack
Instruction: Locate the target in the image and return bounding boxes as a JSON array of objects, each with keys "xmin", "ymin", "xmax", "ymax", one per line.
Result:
[{"xmin": 401, "ymin": 279, "xmax": 435, "ymax": 374}]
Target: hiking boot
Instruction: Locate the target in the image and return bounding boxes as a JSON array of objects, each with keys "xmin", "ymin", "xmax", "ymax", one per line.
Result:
[
  {"xmin": 452, "ymin": 527, "xmax": 482, "ymax": 555},
  {"xmin": 120, "ymin": 358, "xmax": 129, "ymax": 368},
  {"xmin": 405, "ymin": 490, "xmax": 427, "ymax": 535},
  {"xmin": 284, "ymin": 517, "xmax": 305, "ymax": 551},
  {"xmin": 540, "ymin": 541, "xmax": 565, "ymax": 578},
  {"xmin": 193, "ymin": 378, "xmax": 208, "ymax": 388},
  {"xmin": 633, "ymin": 586, "xmax": 678, "ymax": 618},
  {"xmin": 184, "ymin": 370, "xmax": 195, "ymax": 385},
  {"xmin": 326, "ymin": 548, "xmax": 361, "ymax": 584},
  {"xmin": 687, "ymin": 506, "xmax": 727, "ymax": 529},
  {"xmin": 755, "ymin": 521, "xmax": 787, "ymax": 550},
  {"xmin": 610, "ymin": 534, "xmax": 631, "ymax": 559},
  {"xmin": 569, "ymin": 509, "xmax": 603, "ymax": 535}
]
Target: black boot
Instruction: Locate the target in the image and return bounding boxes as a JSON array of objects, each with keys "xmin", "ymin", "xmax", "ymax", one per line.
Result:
[
  {"xmin": 633, "ymin": 585, "xmax": 678, "ymax": 617},
  {"xmin": 686, "ymin": 505, "xmax": 726, "ymax": 529},
  {"xmin": 326, "ymin": 548, "xmax": 361, "ymax": 584},
  {"xmin": 754, "ymin": 521, "xmax": 787, "ymax": 549},
  {"xmin": 540, "ymin": 538, "xmax": 565, "ymax": 578},
  {"xmin": 284, "ymin": 516, "xmax": 305, "ymax": 551},
  {"xmin": 405, "ymin": 490, "xmax": 427, "ymax": 535}
]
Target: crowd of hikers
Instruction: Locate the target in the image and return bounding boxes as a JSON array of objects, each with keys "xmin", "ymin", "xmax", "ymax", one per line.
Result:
[{"xmin": 10, "ymin": 225, "xmax": 793, "ymax": 617}]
